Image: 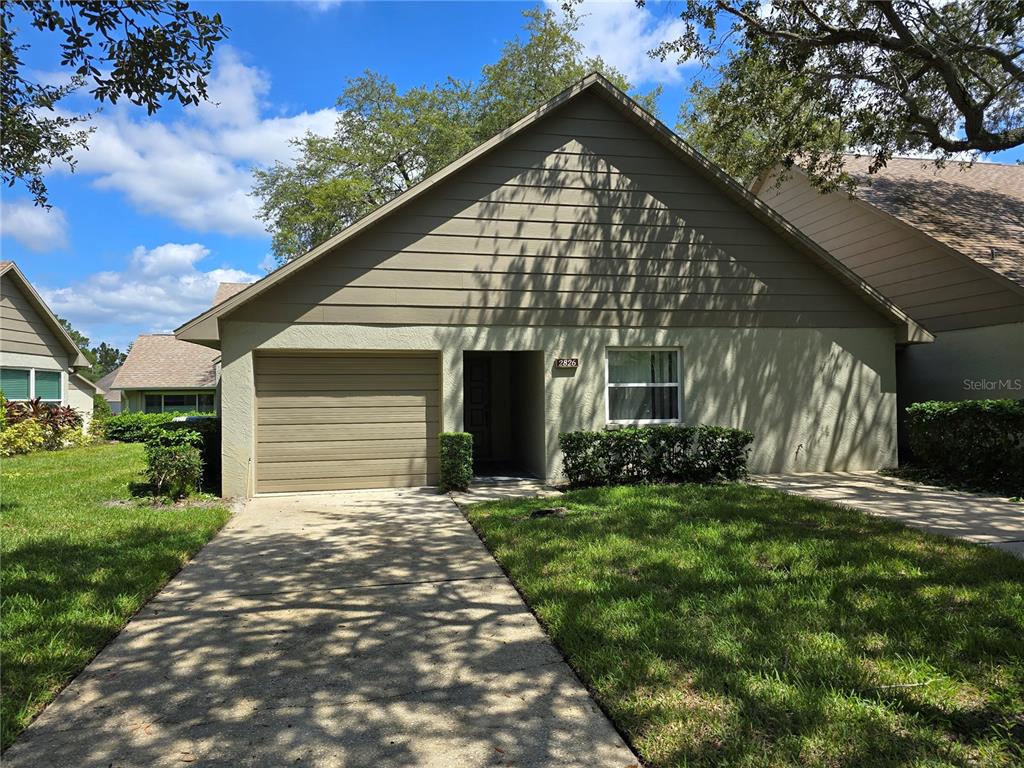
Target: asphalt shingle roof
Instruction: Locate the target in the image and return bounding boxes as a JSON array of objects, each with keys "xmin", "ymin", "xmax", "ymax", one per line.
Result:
[
  {"xmin": 111, "ymin": 335, "xmax": 218, "ymax": 390},
  {"xmin": 844, "ymin": 155, "xmax": 1024, "ymax": 289}
]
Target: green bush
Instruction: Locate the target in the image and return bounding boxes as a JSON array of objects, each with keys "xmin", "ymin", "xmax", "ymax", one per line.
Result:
[
  {"xmin": 0, "ymin": 420, "xmax": 45, "ymax": 457},
  {"xmin": 439, "ymin": 432, "xmax": 473, "ymax": 492},
  {"xmin": 905, "ymin": 399, "xmax": 1024, "ymax": 495},
  {"xmin": 92, "ymin": 393, "xmax": 113, "ymax": 422},
  {"xmin": 102, "ymin": 410, "xmax": 212, "ymax": 443},
  {"xmin": 145, "ymin": 444, "xmax": 203, "ymax": 499},
  {"xmin": 559, "ymin": 424, "xmax": 754, "ymax": 488}
]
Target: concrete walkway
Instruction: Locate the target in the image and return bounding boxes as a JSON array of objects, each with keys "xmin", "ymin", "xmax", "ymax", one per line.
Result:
[
  {"xmin": 754, "ymin": 472, "xmax": 1024, "ymax": 557},
  {"xmin": 5, "ymin": 484, "xmax": 637, "ymax": 767}
]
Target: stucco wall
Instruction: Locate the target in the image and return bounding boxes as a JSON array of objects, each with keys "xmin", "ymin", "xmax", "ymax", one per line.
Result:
[
  {"xmin": 898, "ymin": 322, "xmax": 1024, "ymax": 405},
  {"xmin": 68, "ymin": 376, "xmax": 95, "ymax": 429},
  {"xmin": 220, "ymin": 321, "xmax": 897, "ymax": 497}
]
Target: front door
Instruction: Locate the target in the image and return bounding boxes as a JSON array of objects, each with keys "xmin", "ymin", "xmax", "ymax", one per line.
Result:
[{"xmin": 464, "ymin": 356, "xmax": 492, "ymax": 464}]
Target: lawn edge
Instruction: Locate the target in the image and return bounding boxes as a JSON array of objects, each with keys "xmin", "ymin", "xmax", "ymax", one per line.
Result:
[
  {"xmin": 1, "ymin": 496, "xmax": 244, "ymax": 753},
  {"xmin": 450, "ymin": 490, "xmax": 650, "ymax": 768}
]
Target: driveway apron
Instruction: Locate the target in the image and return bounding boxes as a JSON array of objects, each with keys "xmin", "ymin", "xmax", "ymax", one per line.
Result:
[{"xmin": 4, "ymin": 487, "xmax": 638, "ymax": 767}]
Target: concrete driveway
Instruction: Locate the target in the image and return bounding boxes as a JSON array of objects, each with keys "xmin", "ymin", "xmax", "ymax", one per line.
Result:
[
  {"xmin": 754, "ymin": 472, "xmax": 1024, "ymax": 557},
  {"xmin": 5, "ymin": 486, "xmax": 637, "ymax": 767}
]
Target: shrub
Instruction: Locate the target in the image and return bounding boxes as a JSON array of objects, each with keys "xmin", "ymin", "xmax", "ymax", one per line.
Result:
[
  {"xmin": 559, "ymin": 424, "xmax": 754, "ymax": 488},
  {"xmin": 92, "ymin": 393, "xmax": 113, "ymax": 422},
  {"xmin": 2, "ymin": 398, "xmax": 84, "ymax": 453},
  {"xmin": 0, "ymin": 419, "xmax": 45, "ymax": 457},
  {"xmin": 159, "ymin": 418, "xmax": 221, "ymax": 494},
  {"xmin": 905, "ymin": 399, "xmax": 1024, "ymax": 495},
  {"xmin": 439, "ymin": 432, "xmax": 473, "ymax": 492},
  {"xmin": 102, "ymin": 410, "xmax": 212, "ymax": 443},
  {"xmin": 145, "ymin": 443, "xmax": 203, "ymax": 499}
]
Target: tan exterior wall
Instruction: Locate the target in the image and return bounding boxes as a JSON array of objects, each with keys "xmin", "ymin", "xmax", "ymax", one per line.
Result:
[
  {"xmin": 219, "ymin": 321, "xmax": 897, "ymax": 497},
  {"xmin": 228, "ymin": 92, "xmax": 886, "ymax": 332},
  {"xmin": 68, "ymin": 375, "xmax": 95, "ymax": 429},
  {"xmin": 757, "ymin": 171, "xmax": 1024, "ymax": 331},
  {"xmin": 898, "ymin": 322, "xmax": 1024, "ymax": 405},
  {"xmin": 1, "ymin": 278, "xmax": 69, "ymax": 359}
]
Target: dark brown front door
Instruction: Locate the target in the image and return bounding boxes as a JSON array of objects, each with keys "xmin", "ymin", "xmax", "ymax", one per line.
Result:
[{"xmin": 465, "ymin": 356, "xmax": 491, "ymax": 463}]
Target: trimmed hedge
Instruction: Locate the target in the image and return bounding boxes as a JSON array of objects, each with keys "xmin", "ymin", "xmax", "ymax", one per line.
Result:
[
  {"xmin": 158, "ymin": 417, "xmax": 222, "ymax": 495},
  {"xmin": 560, "ymin": 424, "xmax": 754, "ymax": 487},
  {"xmin": 439, "ymin": 432, "xmax": 473, "ymax": 492},
  {"xmin": 101, "ymin": 411, "xmax": 214, "ymax": 443},
  {"xmin": 905, "ymin": 399, "xmax": 1024, "ymax": 495}
]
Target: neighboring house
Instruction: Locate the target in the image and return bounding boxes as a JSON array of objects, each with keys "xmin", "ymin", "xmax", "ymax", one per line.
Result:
[
  {"xmin": 94, "ymin": 366, "xmax": 123, "ymax": 414},
  {"xmin": 753, "ymin": 157, "xmax": 1024, "ymax": 414},
  {"xmin": 111, "ymin": 334, "xmax": 219, "ymax": 413},
  {"xmin": 110, "ymin": 283, "xmax": 249, "ymax": 414},
  {"xmin": 0, "ymin": 261, "xmax": 98, "ymax": 426},
  {"xmin": 176, "ymin": 74, "xmax": 929, "ymax": 497}
]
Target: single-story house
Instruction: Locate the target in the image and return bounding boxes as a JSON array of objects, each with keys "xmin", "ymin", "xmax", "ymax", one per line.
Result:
[
  {"xmin": 1, "ymin": 261, "xmax": 98, "ymax": 426},
  {"xmin": 111, "ymin": 334, "xmax": 220, "ymax": 413},
  {"xmin": 110, "ymin": 283, "xmax": 250, "ymax": 414},
  {"xmin": 752, "ymin": 158, "xmax": 1024, "ymax": 413},
  {"xmin": 176, "ymin": 73, "xmax": 930, "ymax": 497},
  {"xmin": 94, "ymin": 366, "xmax": 123, "ymax": 414}
]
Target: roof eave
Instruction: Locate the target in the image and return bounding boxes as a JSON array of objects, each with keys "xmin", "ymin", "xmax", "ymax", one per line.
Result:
[{"xmin": 175, "ymin": 72, "xmax": 925, "ymax": 345}]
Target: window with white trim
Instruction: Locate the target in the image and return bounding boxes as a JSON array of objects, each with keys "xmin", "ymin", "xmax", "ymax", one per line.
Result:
[
  {"xmin": 143, "ymin": 392, "xmax": 215, "ymax": 413},
  {"xmin": 605, "ymin": 349, "xmax": 682, "ymax": 424},
  {"xmin": 0, "ymin": 367, "xmax": 62, "ymax": 402}
]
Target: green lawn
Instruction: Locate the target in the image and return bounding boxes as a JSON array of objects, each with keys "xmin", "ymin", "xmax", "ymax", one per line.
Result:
[
  {"xmin": 0, "ymin": 443, "xmax": 229, "ymax": 750},
  {"xmin": 467, "ymin": 484, "xmax": 1024, "ymax": 768}
]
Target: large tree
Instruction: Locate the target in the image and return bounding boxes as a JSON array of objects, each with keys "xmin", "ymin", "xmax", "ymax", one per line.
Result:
[
  {"xmin": 646, "ymin": 0, "xmax": 1024, "ymax": 189},
  {"xmin": 2, "ymin": 0, "xmax": 227, "ymax": 207},
  {"xmin": 253, "ymin": 7, "xmax": 658, "ymax": 262}
]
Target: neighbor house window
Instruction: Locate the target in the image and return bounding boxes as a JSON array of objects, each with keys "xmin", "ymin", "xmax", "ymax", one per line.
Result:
[
  {"xmin": 606, "ymin": 349, "xmax": 681, "ymax": 424},
  {"xmin": 0, "ymin": 367, "xmax": 61, "ymax": 402},
  {"xmin": 143, "ymin": 393, "xmax": 215, "ymax": 414}
]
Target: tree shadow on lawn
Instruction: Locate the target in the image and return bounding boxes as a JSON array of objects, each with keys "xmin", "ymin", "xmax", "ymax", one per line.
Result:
[
  {"xmin": 1, "ymin": 518, "xmax": 226, "ymax": 750},
  {"xmin": 477, "ymin": 483, "xmax": 1024, "ymax": 767}
]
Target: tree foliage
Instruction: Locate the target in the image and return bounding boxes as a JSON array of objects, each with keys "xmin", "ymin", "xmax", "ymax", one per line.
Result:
[
  {"xmin": 253, "ymin": 7, "xmax": 659, "ymax": 262},
  {"xmin": 57, "ymin": 317, "xmax": 126, "ymax": 381},
  {"xmin": 2, "ymin": 1, "xmax": 227, "ymax": 207},
  {"xmin": 650, "ymin": 0, "xmax": 1024, "ymax": 189}
]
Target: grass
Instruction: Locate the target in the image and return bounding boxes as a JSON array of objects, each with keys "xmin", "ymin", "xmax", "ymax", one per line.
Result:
[
  {"xmin": 0, "ymin": 443, "xmax": 230, "ymax": 750},
  {"xmin": 467, "ymin": 483, "xmax": 1024, "ymax": 768}
]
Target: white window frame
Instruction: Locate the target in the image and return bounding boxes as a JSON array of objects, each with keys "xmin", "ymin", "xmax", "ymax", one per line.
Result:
[
  {"xmin": 605, "ymin": 347, "xmax": 683, "ymax": 425},
  {"xmin": 0, "ymin": 366, "xmax": 63, "ymax": 403},
  {"xmin": 143, "ymin": 392, "xmax": 214, "ymax": 413}
]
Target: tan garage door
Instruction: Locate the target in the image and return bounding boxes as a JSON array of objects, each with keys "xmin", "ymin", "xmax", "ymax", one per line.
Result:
[{"xmin": 254, "ymin": 352, "xmax": 440, "ymax": 493}]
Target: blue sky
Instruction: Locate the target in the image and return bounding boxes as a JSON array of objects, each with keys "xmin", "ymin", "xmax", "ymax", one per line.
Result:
[{"xmin": 1, "ymin": 1, "xmax": 1020, "ymax": 350}]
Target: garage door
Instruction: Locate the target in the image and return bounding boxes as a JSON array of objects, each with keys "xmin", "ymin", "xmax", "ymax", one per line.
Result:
[{"xmin": 254, "ymin": 352, "xmax": 440, "ymax": 493}]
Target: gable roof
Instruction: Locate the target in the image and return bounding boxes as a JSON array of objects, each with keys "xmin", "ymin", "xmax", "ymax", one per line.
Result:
[
  {"xmin": 0, "ymin": 261, "xmax": 91, "ymax": 367},
  {"xmin": 95, "ymin": 366, "xmax": 122, "ymax": 402},
  {"xmin": 841, "ymin": 156, "xmax": 1023, "ymax": 291},
  {"xmin": 110, "ymin": 335, "xmax": 219, "ymax": 390},
  {"xmin": 176, "ymin": 73, "xmax": 930, "ymax": 346},
  {"xmin": 213, "ymin": 281, "xmax": 251, "ymax": 306}
]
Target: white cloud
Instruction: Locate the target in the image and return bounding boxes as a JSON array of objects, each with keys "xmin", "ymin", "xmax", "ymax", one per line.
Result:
[
  {"xmin": 0, "ymin": 201, "xmax": 70, "ymax": 252},
  {"xmin": 60, "ymin": 46, "xmax": 337, "ymax": 238},
  {"xmin": 548, "ymin": 0, "xmax": 694, "ymax": 84},
  {"xmin": 39, "ymin": 242, "xmax": 259, "ymax": 346}
]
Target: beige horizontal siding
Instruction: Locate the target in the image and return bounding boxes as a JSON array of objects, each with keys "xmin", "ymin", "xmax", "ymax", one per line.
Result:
[
  {"xmin": 229, "ymin": 91, "xmax": 890, "ymax": 330},
  {"xmin": 0, "ymin": 282, "xmax": 67, "ymax": 360},
  {"xmin": 254, "ymin": 352, "xmax": 440, "ymax": 493},
  {"xmin": 758, "ymin": 171, "xmax": 1024, "ymax": 330}
]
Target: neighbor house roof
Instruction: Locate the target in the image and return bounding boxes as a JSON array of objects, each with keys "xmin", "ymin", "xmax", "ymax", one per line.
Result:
[
  {"xmin": 111, "ymin": 335, "xmax": 219, "ymax": 390},
  {"xmin": 0, "ymin": 260, "xmax": 91, "ymax": 368},
  {"xmin": 840, "ymin": 155, "xmax": 1024, "ymax": 290},
  {"xmin": 94, "ymin": 366, "xmax": 122, "ymax": 403},
  {"xmin": 212, "ymin": 282, "xmax": 251, "ymax": 306},
  {"xmin": 176, "ymin": 73, "xmax": 929, "ymax": 346}
]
